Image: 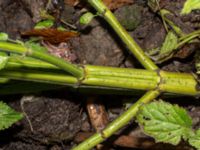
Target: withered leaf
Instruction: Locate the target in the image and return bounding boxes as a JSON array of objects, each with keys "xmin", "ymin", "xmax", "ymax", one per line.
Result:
[
  {"xmin": 64, "ymin": 0, "xmax": 133, "ymax": 10},
  {"xmin": 103, "ymin": 0, "xmax": 133, "ymax": 10},
  {"xmin": 22, "ymin": 28, "xmax": 79, "ymax": 44}
]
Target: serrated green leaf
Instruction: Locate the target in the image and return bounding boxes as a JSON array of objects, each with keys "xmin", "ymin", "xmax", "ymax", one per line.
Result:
[
  {"xmin": 0, "ymin": 32, "xmax": 8, "ymax": 41},
  {"xmin": 159, "ymin": 31, "xmax": 178, "ymax": 55},
  {"xmin": 0, "ymin": 55, "xmax": 8, "ymax": 70},
  {"xmin": 0, "ymin": 101, "xmax": 23, "ymax": 131},
  {"xmin": 181, "ymin": 0, "xmax": 200, "ymax": 15},
  {"xmin": 189, "ymin": 129, "xmax": 200, "ymax": 150},
  {"xmin": 34, "ymin": 19, "xmax": 54, "ymax": 29},
  {"xmin": 136, "ymin": 100, "xmax": 193, "ymax": 145}
]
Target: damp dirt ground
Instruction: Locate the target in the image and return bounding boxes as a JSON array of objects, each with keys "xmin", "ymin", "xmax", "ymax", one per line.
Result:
[{"xmin": 0, "ymin": 0, "xmax": 200, "ymax": 150}]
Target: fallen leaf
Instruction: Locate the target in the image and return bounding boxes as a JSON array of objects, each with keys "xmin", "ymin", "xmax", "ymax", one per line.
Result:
[
  {"xmin": 22, "ymin": 28, "xmax": 79, "ymax": 44},
  {"xmin": 64, "ymin": 0, "xmax": 133, "ymax": 10},
  {"xmin": 103, "ymin": 0, "xmax": 133, "ymax": 10}
]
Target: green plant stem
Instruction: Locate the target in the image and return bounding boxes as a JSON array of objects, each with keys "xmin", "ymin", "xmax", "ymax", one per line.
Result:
[
  {"xmin": 179, "ymin": 29, "xmax": 200, "ymax": 41},
  {"xmin": 88, "ymin": 0, "xmax": 158, "ymax": 71},
  {"xmin": 84, "ymin": 66, "xmax": 198, "ymax": 95},
  {"xmin": 72, "ymin": 90, "xmax": 160, "ymax": 150},
  {"xmin": 177, "ymin": 34, "xmax": 200, "ymax": 48},
  {"xmin": 3, "ymin": 58, "xmax": 199, "ymax": 95},
  {"xmin": 6, "ymin": 57, "xmax": 58, "ymax": 70},
  {"xmin": 1, "ymin": 65, "xmax": 199, "ymax": 96},
  {"xmin": 0, "ymin": 69, "xmax": 78, "ymax": 85},
  {"xmin": 0, "ymin": 41, "xmax": 84, "ymax": 78}
]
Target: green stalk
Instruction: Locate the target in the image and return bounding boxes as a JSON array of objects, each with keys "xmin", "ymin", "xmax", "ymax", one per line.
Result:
[
  {"xmin": 177, "ymin": 34, "xmax": 200, "ymax": 48},
  {"xmin": 6, "ymin": 57, "xmax": 58, "ymax": 70},
  {"xmin": 4, "ymin": 57, "xmax": 198, "ymax": 95},
  {"xmin": 1, "ymin": 66, "xmax": 199, "ymax": 95},
  {"xmin": 84, "ymin": 65, "xmax": 198, "ymax": 95},
  {"xmin": 4, "ymin": 59, "xmax": 158, "ymax": 91},
  {"xmin": 88, "ymin": 0, "xmax": 158, "ymax": 71},
  {"xmin": 159, "ymin": 71, "xmax": 198, "ymax": 95},
  {"xmin": 1, "ymin": 68, "xmax": 157, "ymax": 90},
  {"xmin": 0, "ymin": 41, "xmax": 84, "ymax": 78},
  {"xmin": 84, "ymin": 65, "xmax": 159, "ymax": 90},
  {"xmin": 179, "ymin": 29, "xmax": 200, "ymax": 41},
  {"xmin": 0, "ymin": 69, "xmax": 77, "ymax": 85},
  {"xmin": 85, "ymin": 65, "xmax": 158, "ymax": 78},
  {"xmin": 72, "ymin": 90, "xmax": 160, "ymax": 150}
]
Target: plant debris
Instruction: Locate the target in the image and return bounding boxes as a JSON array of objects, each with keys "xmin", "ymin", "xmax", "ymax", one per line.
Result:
[
  {"xmin": 64, "ymin": 0, "xmax": 133, "ymax": 10},
  {"xmin": 21, "ymin": 28, "xmax": 79, "ymax": 44}
]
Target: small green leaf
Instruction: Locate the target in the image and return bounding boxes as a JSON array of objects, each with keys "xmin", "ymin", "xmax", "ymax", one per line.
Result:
[
  {"xmin": 181, "ymin": 0, "xmax": 200, "ymax": 15},
  {"xmin": 0, "ymin": 56, "xmax": 8, "ymax": 70},
  {"xmin": 159, "ymin": 31, "xmax": 178, "ymax": 55},
  {"xmin": 79, "ymin": 12, "xmax": 95, "ymax": 25},
  {"xmin": 136, "ymin": 100, "xmax": 192, "ymax": 145},
  {"xmin": 0, "ymin": 32, "xmax": 8, "ymax": 41},
  {"xmin": 34, "ymin": 19, "xmax": 54, "ymax": 29},
  {"xmin": 0, "ymin": 101, "xmax": 23, "ymax": 131},
  {"xmin": 189, "ymin": 129, "xmax": 200, "ymax": 150}
]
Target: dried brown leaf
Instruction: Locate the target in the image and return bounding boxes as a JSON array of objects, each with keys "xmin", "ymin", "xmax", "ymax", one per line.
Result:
[
  {"xmin": 22, "ymin": 28, "xmax": 79, "ymax": 44},
  {"xmin": 64, "ymin": 0, "xmax": 133, "ymax": 10},
  {"xmin": 103, "ymin": 0, "xmax": 133, "ymax": 10}
]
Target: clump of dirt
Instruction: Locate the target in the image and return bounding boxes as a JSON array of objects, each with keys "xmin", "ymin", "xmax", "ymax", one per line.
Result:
[
  {"xmin": 0, "ymin": 95, "xmax": 82, "ymax": 150},
  {"xmin": 114, "ymin": 4, "xmax": 142, "ymax": 31},
  {"xmin": 71, "ymin": 18, "xmax": 126, "ymax": 66},
  {"xmin": 0, "ymin": 0, "xmax": 34, "ymax": 39},
  {"xmin": 2, "ymin": 142, "xmax": 47, "ymax": 150}
]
